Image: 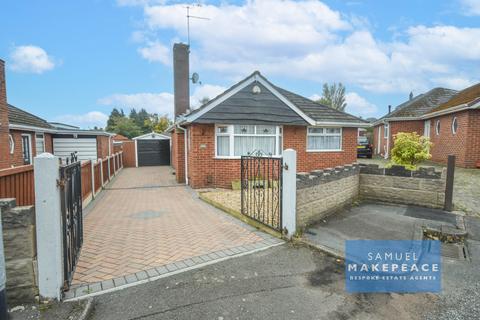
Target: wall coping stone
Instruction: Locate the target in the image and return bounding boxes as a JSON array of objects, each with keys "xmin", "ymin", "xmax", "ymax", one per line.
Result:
[
  {"xmin": 297, "ymin": 163, "xmax": 360, "ymax": 190},
  {"xmin": 359, "ymin": 163, "xmax": 443, "ymax": 179}
]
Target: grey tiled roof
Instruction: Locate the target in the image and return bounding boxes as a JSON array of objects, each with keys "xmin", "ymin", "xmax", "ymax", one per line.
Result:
[
  {"xmin": 379, "ymin": 88, "xmax": 458, "ymax": 120},
  {"xmin": 274, "ymin": 86, "xmax": 367, "ymax": 124},
  {"xmin": 188, "ymin": 71, "xmax": 367, "ymax": 125},
  {"xmin": 8, "ymin": 104, "xmax": 53, "ymax": 129}
]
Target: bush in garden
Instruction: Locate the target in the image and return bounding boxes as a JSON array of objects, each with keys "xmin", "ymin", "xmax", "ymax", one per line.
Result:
[{"xmin": 390, "ymin": 132, "xmax": 432, "ymax": 170}]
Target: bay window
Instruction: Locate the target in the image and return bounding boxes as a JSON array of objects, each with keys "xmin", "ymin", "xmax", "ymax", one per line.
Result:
[
  {"xmin": 215, "ymin": 124, "xmax": 282, "ymax": 157},
  {"xmin": 307, "ymin": 127, "xmax": 342, "ymax": 151}
]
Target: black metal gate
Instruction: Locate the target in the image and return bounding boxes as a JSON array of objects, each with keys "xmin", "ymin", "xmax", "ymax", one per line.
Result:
[
  {"xmin": 59, "ymin": 161, "xmax": 83, "ymax": 290},
  {"xmin": 241, "ymin": 151, "xmax": 282, "ymax": 231}
]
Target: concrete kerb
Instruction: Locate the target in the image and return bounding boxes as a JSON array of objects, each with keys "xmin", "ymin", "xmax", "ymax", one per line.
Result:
[{"xmin": 64, "ymin": 240, "xmax": 284, "ymax": 302}]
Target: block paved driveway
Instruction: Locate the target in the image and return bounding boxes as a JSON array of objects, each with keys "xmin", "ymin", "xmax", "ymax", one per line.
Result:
[{"xmin": 71, "ymin": 166, "xmax": 277, "ymax": 289}]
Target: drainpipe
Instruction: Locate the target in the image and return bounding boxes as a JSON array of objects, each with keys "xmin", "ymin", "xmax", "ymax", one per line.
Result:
[
  {"xmin": 385, "ymin": 121, "xmax": 390, "ymax": 160},
  {"xmin": 175, "ymin": 124, "xmax": 188, "ymax": 185}
]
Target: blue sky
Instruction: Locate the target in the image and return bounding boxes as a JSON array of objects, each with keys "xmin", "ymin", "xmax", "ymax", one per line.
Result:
[{"xmin": 1, "ymin": 0, "xmax": 479, "ymax": 128}]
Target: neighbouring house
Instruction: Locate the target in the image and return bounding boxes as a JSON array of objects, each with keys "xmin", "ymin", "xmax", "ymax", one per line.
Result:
[
  {"xmin": 168, "ymin": 43, "xmax": 368, "ymax": 189},
  {"xmin": 0, "ymin": 59, "xmax": 113, "ymax": 169},
  {"xmin": 373, "ymin": 83, "xmax": 480, "ymax": 168},
  {"xmin": 112, "ymin": 134, "xmax": 130, "ymax": 153},
  {"xmin": 372, "ymin": 87, "xmax": 457, "ymax": 159},
  {"xmin": 423, "ymin": 83, "xmax": 480, "ymax": 168}
]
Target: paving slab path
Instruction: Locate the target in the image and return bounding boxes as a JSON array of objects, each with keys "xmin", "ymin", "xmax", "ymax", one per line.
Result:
[{"xmin": 67, "ymin": 166, "xmax": 281, "ymax": 299}]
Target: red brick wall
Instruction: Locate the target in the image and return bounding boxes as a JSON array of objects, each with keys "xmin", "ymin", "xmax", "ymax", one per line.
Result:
[
  {"xmin": 96, "ymin": 135, "xmax": 112, "ymax": 159},
  {"xmin": 283, "ymin": 126, "xmax": 358, "ymax": 172},
  {"xmin": 429, "ymin": 110, "xmax": 478, "ymax": 168},
  {"xmin": 9, "ymin": 130, "xmax": 36, "ymax": 167},
  {"xmin": 44, "ymin": 133, "xmax": 53, "ymax": 153},
  {"xmin": 0, "ymin": 59, "xmax": 10, "ymax": 169},
  {"xmin": 184, "ymin": 124, "xmax": 359, "ymax": 189},
  {"xmin": 373, "ymin": 121, "xmax": 424, "ymax": 157},
  {"xmin": 467, "ymin": 110, "xmax": 480, "ymax": 168},
  {"xmin": 171, "ymin": 128, "xmax": 185, "ymax": 183}
]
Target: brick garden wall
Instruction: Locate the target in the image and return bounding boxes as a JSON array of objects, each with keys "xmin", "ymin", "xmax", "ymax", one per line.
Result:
[
  {"xmin": 0, "ymin": 198, "xmax": 37, "ymax": 303},
  {"xmin": 184, "ymin": 124, "xmax": 360, "ymax": 189},
  {"xmin": 359, "ymin": 164, "xmax": 446, "ymax": 208},
  {"xmin": 296, "ymin": 164, "xmax": 360, "ymax": 228}
]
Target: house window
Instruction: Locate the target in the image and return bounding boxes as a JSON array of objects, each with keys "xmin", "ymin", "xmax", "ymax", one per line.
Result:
[
  {"xmin": 36, "ymin": 133, "xmax": 45, "ymax": 155},
  {"xmin": 307, "ymin": 127, "xmax": 342, "ymax": 151},
  {"xmin": 21, "ymin": 134, "xmax": 32, "ymax": 165},
  {"xmin": 215, "ymin": 125, "xmax": 282, "ymax": 157},
  {"xmin": 452, "ymin": 117, "xmax": 458, "ymax": 135},
  {"xmin": 8, "ymin": 134, "xmax": 14, "ymax": 154},
  {"xmin": 435, "ymin": 120, "xmax": 441, "ymax": 135},
  {"xmin": 384, "ymin": 123, "xmax": 389, "ymax": 139}
]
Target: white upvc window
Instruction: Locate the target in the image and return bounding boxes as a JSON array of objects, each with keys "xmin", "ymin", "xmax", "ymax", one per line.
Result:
[
  {"xmin": 36, "ymin": 133, "xmax": 45, "ymax": 155},
  {"xmin": 307, "ymin": 127, "xmax": 342, "ymax": 152},
  {"xmin": 215, "ymin": 124, "xmax": 283, "ymax": 158},
  {"xmin": 384, "ymin": 123, "xmax": 389, "ymax": 139}
]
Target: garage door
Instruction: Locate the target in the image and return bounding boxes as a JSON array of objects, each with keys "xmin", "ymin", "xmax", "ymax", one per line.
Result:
[
  {"xmin": 137, "ymin": 140, "xmax": 170, "ymax": 166},
  {"xmin": 53, "ymin": 138, "xmax": 97, "ymax": 161}
]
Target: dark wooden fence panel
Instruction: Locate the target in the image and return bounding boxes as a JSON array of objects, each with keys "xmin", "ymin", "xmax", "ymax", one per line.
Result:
[
  {"xmin": 80, "ymin": 161, "xmax": 92, "ymax": 201},
  {"xmin": 0, "ymin": 165, "xmax": 35, "ymax": 206},
  {"xmin": 102, "ymin": 160, "xmax": 109, "ymax": 184},
  {"xmin": 94, "ymin": 162, "xmax": 102, "ymax": 192}
]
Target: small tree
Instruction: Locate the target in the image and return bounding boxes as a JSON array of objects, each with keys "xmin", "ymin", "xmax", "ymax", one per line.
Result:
[
  {"xmin": 316, "ymin": 83, "xmax": 347, "ymax": 111},
  {"xmin": 390, "ymin": 132, "xmax": 432, "ymax": 170}
]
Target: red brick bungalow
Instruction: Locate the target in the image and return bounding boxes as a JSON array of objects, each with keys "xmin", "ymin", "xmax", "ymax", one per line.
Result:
[
  {"xmin": 167, "ymin": 46, "xmax": 368, "ymax": 189},
  {"xmin": 0, "ymin": 59, "xmax": 113, "ymax": 169},
  {"xmin": 423, "ymin": 83, "xmax": 480, "ymax": 168},
  {"xmin": 373, "ymin": 83, "xmax": 480, "ymax": 168},
  {"xmin": 372, "ymin": 87, "xmax": 457, "ymax": 159}
]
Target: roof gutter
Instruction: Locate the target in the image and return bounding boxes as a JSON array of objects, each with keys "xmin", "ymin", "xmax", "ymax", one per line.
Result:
[
  {"xmin": 9, "ymin": 123, "xmax": 113, "ymax": 136},
  {"xmin": 314, "ymin": 121, "xmax": 370, "ymax": 128}
]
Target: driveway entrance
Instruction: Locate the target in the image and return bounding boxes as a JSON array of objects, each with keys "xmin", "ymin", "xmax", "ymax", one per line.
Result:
[{"xmin": 67, "ymin": 166, "xmax": 281, "ymax": 299}]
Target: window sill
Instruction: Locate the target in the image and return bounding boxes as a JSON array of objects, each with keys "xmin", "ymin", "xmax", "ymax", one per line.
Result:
[{"xmin": 306, "ymin": 149, "xmax": 343, "ymax": 153}]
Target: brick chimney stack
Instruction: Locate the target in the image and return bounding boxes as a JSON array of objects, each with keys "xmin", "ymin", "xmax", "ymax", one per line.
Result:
[
  {"xmin": 173, "ymin": 43, "xmax": 190, "ymax": 119},
  {"xmin": 0, "ymin": 59, "xmax": 10, "ymax": 168}
]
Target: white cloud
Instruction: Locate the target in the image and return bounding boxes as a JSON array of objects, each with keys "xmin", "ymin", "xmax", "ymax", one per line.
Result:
[
  {"xmin": 55, "ymin": 111, "xmax": 109, "ymax": 129},
  {"xmin": 344, "ymin": 92, "xmax": 378, "ymax": 117},
  {"xmin": 10, "ymin": 45, "xmax": 55, "ymax": 74},
  {"xmin": 137, "ymin": 41, "xmax": 170, "ymax": 64},
  {"xmin": 190, "ymin": 84, "xmax": 226, "ymax": 109},
  {"xmin": 310, "ymin": 92, "xmax": 377, "ymax": 117},
  {"xmin": 98, "ymin": 84, "xmax": 227, "ymax": 118},
  {"xmin": 126, "ymin": 0, "xmax": 480, "ymax": 94},
  {"xmin": 98, "ymin": 92, "xmax": 174, "ymax": 117},
  {"xmin": 461, "ymin": 0, "xmax": 480, "ymax": 15}
]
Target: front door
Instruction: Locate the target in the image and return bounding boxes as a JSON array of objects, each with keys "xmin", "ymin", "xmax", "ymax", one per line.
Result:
[{"xmin": 21, "ymin": 134, "xmax": 32, "ymax": 165}]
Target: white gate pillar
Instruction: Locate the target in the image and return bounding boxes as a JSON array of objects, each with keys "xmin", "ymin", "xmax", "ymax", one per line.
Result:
[
  {"xmin": 281, "ymin": 149, "xmax": 297, "ymax": 238},
  {"xmin": 34, "ymin": 153, "xmax": 64, "ymax": 300}
]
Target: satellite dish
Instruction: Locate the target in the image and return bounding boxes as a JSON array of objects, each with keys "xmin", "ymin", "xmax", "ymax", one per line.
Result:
[{"xmin": 191, "ymin": 72, "xmax": 200, "ymax": 84}]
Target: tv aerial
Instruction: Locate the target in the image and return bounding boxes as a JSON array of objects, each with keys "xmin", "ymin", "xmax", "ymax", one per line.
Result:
[{"xmin": 185, "ymin": 4, "xmax": 210, "ymax": 46}]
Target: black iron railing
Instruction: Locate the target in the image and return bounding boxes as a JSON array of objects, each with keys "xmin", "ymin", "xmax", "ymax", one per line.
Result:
[
  {"xmin": 241, "ymin": 151, "xmax": 282, "ymax": 231},
  {"xmin": 59, "ymin": 161, "xmax": 83, "ymax": 290}
]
